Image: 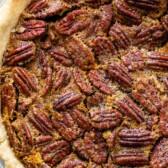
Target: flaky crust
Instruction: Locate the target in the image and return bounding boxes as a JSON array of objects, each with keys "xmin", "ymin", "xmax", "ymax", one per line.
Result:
[{"xmin": 0, "ymin": 0, "xmax": 31, "ymax": 167}]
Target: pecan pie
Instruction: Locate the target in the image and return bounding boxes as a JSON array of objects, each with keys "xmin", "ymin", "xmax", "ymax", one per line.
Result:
[{"xmin": 0, "ymin": 0, "xmax": 168, "ymax": 168}]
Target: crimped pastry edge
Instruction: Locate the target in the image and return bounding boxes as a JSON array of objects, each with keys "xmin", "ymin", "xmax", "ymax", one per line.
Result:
[{"xmin": 0, "ymin": 0, "xmax": 31, "ymax": 167}]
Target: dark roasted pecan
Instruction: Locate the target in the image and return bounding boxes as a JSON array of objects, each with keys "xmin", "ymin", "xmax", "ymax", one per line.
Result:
[
  {"xmin": 69, "ymin": 109, "xmax": 91, "ymax": 131},
  {"xmin": 41, "ymin": 140, "xmax": 70, "ymax": 167},
  {"xmin": 90, "ymin": 109, "xmax": 122, "ymax": 130},
  {"xmin": 114, "ymin": 0, "xmax": 142, "ymax": 25},
  {"xmin": 73, "ymin": 67, "xmax": 92, "ymax": 95},
  {"xmin": 116, "ymin": 95, "xmax": 144, "ymax": 123},
  {"xmin": 65, "ymin": 36, "xmax": 95, "ymax": 70},
  {"xmin": 1, "ymin": 83, "xmax": 16, "ymax": 118},
  {"xmin": 20, "ymin": 120, "xmax": 33, "ymax": 146},
  {"xmin": 28, "ymin": 107, "xmax": 53, "ymax": 135},
  {"xmin": 94, "ymin": 36, "xmax": 116, "ymax": 64},
  {"xmin": 53, "ymin": 91, "xmax": 82, "ymax": 111},
  {"xmin": 88, "ymin": 70, "xmax": 114, "ymax": 95},
  {"xmin": 26, "ymin": 0, "xmax": 70, "ymax": 19},
  {"xmin": 118, "ymin": 128, "xmax": 155, "ymax": 147},
  {"xmin": 52, "ymin": 67, "xmax": 71, "ymax": 92},
  {"xmin": 108, "ymin": 62, "xmax": 133, "ymax": 88},
  {"xmin": 48, "ymin": 47, "xmax": 73, "ymax": 67},
  {"xmin": 73, "ymin": 139, "xmax": 89, "ymax": 160},
  {"xmin": 40, "ymin": 67, "xmax": 52, "ymax": 97},
  {"xmin": 121, "ymin": 49, "xmax": 145, "ymax": 71},
  {"xmin": 52, "ymin": 112, "xmax": 83, "ymax": 141},
  {"xmin": 12, "ymin": 67, "xmax": 37, "ymax": 96},
  {"xmin": 86, "ymin": 92, "xmax": 104, "ymax": 108},
  {"xmin": 114, "ymin": 149, "xmax": 149, "ymax": 166},
  {"xmin": 56, "ymin": 9, "xmax": 89, "ymax": 35},
  {"xmin": 3, "ymin": 42, "xmax": 36, "ymax": 66},
  {"xmin": 35, "ymin": 135, "xmax": 53, "ymax": 145},
  {"xmin": 109, "ymin": 23, "xmax": 131, "ymax": 49},
  {"xmin": 162, "ymin": 14, "xmax": 168, "ymax": 32},
  {"xmin": 57, "ymin": 153, "xmax": 87, "ymax": 168},
  {"xmin": 85, "ymin": 0, "xmax": 101, "ymax": 8},
  {"xmin": 150, "ymin": 138, "xmax": 168, "ymax": 168},
  {"xmin": 132, "ymin": 79, "xmax": 162, "ymax": 113},
  {"xmin": 84, "ymin": 131, "xmax": 108, "ymax": 164},
  {"xmin": 17, "ymin": 20, "xmax": 47, "ymax": 40},
  {"xmin": 103, "ymin": 130, "xmax": 116, "ymax": 151},
  {"xmin": 160, "ymin": 100, "xmax": 168, "ymax": 137},
  {"xmin": 146, "ymin": 51, "xmax": 168, "ymax": 69},
  {"xmin": 5, "ymin": 121, "xmax": 31, "ymax": 156},
  {"xmin": 125, "ymin": 0, "xmax": 160, "ymax": 10},
  {"xmin": 38, "ymin": 49, "xmax": 48, "ymax": 78},
  {"xmin": 134, "ymin": 24, "xmax": 167, "ymax": 49}
]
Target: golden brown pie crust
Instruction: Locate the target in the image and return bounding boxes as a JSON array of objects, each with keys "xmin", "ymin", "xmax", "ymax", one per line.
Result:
[{"xmin": 0, "ymin": 1, "xmax": 31, "ymax": 167}]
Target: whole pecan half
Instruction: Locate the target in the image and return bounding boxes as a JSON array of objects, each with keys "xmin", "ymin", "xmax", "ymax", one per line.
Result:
[
  {"xmin": 56, "ymin": 9, "xmax": 89, "ymax": 36},
  {"xmin": 12, "ymin": 67, "xmax": 37, "ymax": 97},
  {"xmin": 65, "ymin": 36, "xmax": 95, "ymax": 70},
  {"xmin": 114, "ymin": 149, "xmax": 149, "ymax": 166},
  {"xmin": 108, "ymin": 62, "xmax": 133, "ymax": 89},
  {"xmin": 53, "ymin": 91, "xmax": 82, "ymax": 111},
  {"xmin": 162, "ymin": 14, "xmax": 168, "ymax": 32},
  {"xmin": 1, "ymin": 83, "xmax": 16, "ymax": 118},
  {"xmin": 100, "ymin": 4, "xmax": 113, "ymax": 33},
  {"xmin": 48, "ymin": 47, "xmax": 73, "ymax": 67},
  {"xmin": 94, "ymin": 36, "xmax": 116, "ymax": 64},
  {"xmin": 26, "ymin": 0, "xmax": 70, "ymax": 19},
  {"xmin": 125, "ymin": 0, "xmax": 160, "ymax": 10},
  {"xmin": 52, "ymin": 67, "xmax": 71, "ymax": 92},
  {"xmin": 88, "ymin": 70, "xmax": 114, "ymax": 95},
  {"xmin": 150, "ymin": 138, "xmax": 168, "ymax": 168},
  {"xmin": 73, "ymin": 139, "xmax": 89, "ymax": 160},
  {"xmin": 17, "ymin": 20, "xmax": 47, "ymax": 40},
  {"xmin": 132, "ymin": 79, "xmax": 162, "ymax": 113},
  {"xmin": 121, "ymin": 49, "xmax": 145, "ymax": 71},
  {"xmin": 41, "ymin": 140, "xmax": 70, "ymax": 167},
  {"xmin": 57, "ymin": 153, "xmax": 87, "ymax": 168},
  {"xmin": 69, "ymin": 109, "xmax": 91, "ymax": 131},
  {"xmin": 84, "ymin": 131, "xmax": 108, "ymax": 164},
  {"xmin": 160, "ymin": 100, "xmax": 168, "ymax": 137},
  {"xmin": 109, "ymin": 23, "xmax": 131, "ymax": 49},
  {"xmin": 28, "ymin": 107, "xmax": 53, "ymax": 135},
  {"xmin": 90, "ymin": 109, "xmax": 122, "ymax": 130},
  {"xmin": 52, "ymin": 112, "xmax": 83, "ymax": 141},
  {"xmin": 146, "ymin": 51, "xmax": 168, "ymax": 69},
  {"xmin": 116, "ymin": 95, "xmax": 145, "ymax": 123},
  {"xmin": 118, "ymin": 128, "xmax": 155, "ymax": 147},
  {"xmin": 134, "ymin": 24, "xmax": 167, "ymax": 49},
  {"xmin": 114, "ymin": 0, "xmax": 142, "ymax": 25},
  {"xmin": 3, "ymin": 42, "xmax": 36, "ymax": 66},
  {"xmin": 73, "ymin": 67, "xmax": 92, "ymax": 95}
]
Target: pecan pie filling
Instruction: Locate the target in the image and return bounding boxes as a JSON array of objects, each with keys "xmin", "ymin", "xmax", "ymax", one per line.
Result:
[{"xmin": 0, "ymin": 0, "xmax": 168, "ymax": 167}]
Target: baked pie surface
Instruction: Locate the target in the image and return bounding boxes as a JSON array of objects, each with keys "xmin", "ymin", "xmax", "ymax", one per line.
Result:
[{"xmin": 0, "ymin": 0, "xmax": 168, "ymax": 168}]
